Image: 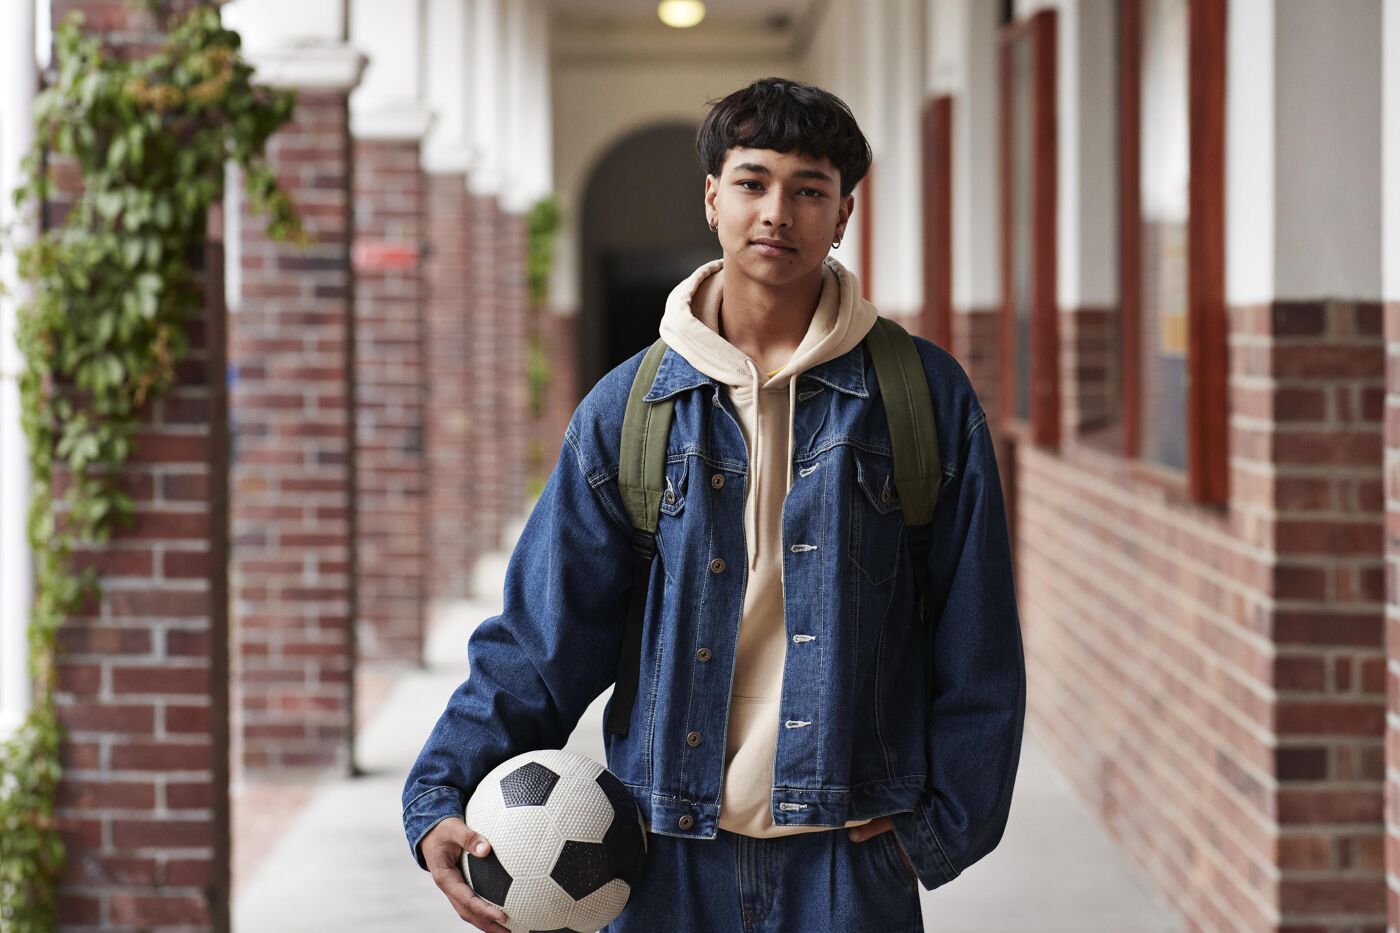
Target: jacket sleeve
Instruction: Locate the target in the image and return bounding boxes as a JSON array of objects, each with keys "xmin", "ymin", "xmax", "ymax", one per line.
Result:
[
  {"xmin": 401, "ymin": 423, "xmax": 633, "ymax": 870},
  {"xmin": 889, "ymin": 407, "xmax": 1027, "ymax": 891}
]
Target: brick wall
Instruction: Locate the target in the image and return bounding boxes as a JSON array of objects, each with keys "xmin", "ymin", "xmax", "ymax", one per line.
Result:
[
  {"xmin": 53, "ymin": 236, "xmax": 231, "ymax": 933},
  {"xmin": 1021, "ymin": 299, "xmax": 1386, "ymax": 931},
  {"xmin": 422, "ymin": 174, "xmax": 475, "ymax": 599},
  {"xmin": 44, "ymin": 6, "xmax": 231, "ymax": 930},
  {"xmin": 1383, "ymin": 299, "xmax": 1400, "ymax": 933},
  {"xmin": 1259, "ymin": 300, "xmax": 1385, "ymax": 930},
  {"xmin": 351, "ymin": 138, "xmax": 426, "ymax": 665},
  {"xmin": 531, "ymin": 309, "xmax": 579, "ymax": 489},
  {"xmin": 465, "ymin": 195, "xmax": 530, "ymax": 554},
  {"xmin": 230, "ymin": 89, "xmax": 356, "ymax": 775}
]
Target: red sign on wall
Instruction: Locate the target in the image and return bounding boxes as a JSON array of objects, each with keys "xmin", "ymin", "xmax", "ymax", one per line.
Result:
[{"xmin": 352, "ymin": 240, "xmax": 420, "ymax": 272}]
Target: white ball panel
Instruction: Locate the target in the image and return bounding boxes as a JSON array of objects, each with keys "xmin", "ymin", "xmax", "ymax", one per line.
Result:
[
  {"xmin": 549, "ymin": 776, "xmax": 614, "ymax": 842},
  {"xmin": 566, "ymin": 877, "xmax": 632, "ymax": 932},
  {"xmin": 493, "ymin": 806, "xmax": 565, "ymax": 879},
  {"xmin": 502, "ymin": 875, "xmax": 577, "ymax": 932},
  {"xmin": 465, "ymin": 780, "xmax": 505, "ymax": 841}
]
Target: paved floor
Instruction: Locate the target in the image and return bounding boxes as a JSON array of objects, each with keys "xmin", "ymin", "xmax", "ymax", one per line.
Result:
[{"xmin": 233, "ymin": 533, "xmax": 1184, "ymax": 933}]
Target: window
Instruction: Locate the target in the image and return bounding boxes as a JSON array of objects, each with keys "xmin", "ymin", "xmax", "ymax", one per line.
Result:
[
  {"xmin": 1119, "ymin": 0, "xmax": 1227, "ymax": 503},
  {"xmin": 998, "ymin": 8, "xmax": 1060, "ymax": 449}
]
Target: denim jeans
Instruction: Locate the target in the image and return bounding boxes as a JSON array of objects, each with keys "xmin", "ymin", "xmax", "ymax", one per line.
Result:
[{"xmin": 603, "ymin": 828, "xmax": 924, "ymax": 933}]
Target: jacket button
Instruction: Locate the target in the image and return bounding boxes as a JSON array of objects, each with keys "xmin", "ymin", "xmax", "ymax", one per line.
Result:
[
  {"xmin": 687, "ymin": 731, "xmax": 702, "ymax": 747},
  {"xmin": 710, "ymin": 473, "xmax": 725, "ymax": 489},
  {"xmin": 665, "ymin": 489, "xmax": 676, "ymax": 504},
  {"xmin": 880, "ymin": 485, "xmax": 892, "ymax": 504},
  {"xmin": 710, "ymin": 558, "xmax": 726, "ymax": 573},
  {"xmin": 696, "ymin": 647, "xmax": 712, "ymax": 662},
  {"xmin": 678, "ymin": 815, "xmax": 695, "ymax": 829}
]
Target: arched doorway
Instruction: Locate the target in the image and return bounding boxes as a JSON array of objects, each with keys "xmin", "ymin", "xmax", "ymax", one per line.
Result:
[{"xmin": 577, "ymin": 122, "xmax": 719, "ymax": 391}]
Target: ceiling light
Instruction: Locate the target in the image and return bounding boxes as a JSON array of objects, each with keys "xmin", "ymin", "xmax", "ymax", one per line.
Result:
[{"xmin": 658, "ymin": 0, "xmax": 706, "ymax": 29}]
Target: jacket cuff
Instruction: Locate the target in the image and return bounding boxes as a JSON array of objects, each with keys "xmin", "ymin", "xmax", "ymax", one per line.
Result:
[
  {"xmin": 890, "ymin": 801, "xmax": 961, "ymax": 891},
  {"xmin": 404, "ymin": 785, "xmax": 466, "ymax": 871}
]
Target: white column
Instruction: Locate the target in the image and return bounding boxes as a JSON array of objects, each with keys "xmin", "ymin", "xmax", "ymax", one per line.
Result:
[
  {"xmin": 0, "ymin": 0, "xmax": 38, "ymax": 741},
  {"xmin": 349, "ymin": 0, "xmax": 433, "ymax": 140},
  {"xmin": 469, "ymin": 0, "xmax": 502, "ymax": 197},
  {"xmin": 423, "ymin": 0, "xmax": 474, "ymax": 174}
]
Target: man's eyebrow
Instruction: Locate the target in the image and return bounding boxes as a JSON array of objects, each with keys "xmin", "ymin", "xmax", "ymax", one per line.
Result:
[{"xmin": 731, "ymin": 162, "xmax": 835, "ymax": 184}]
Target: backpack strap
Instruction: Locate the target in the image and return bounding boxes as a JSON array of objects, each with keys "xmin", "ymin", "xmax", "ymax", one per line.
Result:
[
  {"xmin": 607, "ymin": 338, "xmax": 674, "ymax": 737},
  {"xmin": 865, "ymin": 316, "xmax": 943, "ymax": 709}
]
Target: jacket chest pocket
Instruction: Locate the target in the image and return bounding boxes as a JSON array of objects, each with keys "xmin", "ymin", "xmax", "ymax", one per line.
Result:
[
  {"xmin": 848, "ymin": 449, "xmax": 905, "ymax": 586},
  {"xmin": 656, "ymin": 456, "xmax": 690, "ymax": 584}
]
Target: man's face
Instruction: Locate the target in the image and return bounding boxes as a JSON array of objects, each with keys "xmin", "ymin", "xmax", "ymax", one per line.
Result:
[{"xmin": 704, "ymin": 147, "xmax": 854, "ymax": 291}]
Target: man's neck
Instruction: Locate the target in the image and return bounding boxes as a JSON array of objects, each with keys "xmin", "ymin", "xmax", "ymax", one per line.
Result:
[{"xmin": 717, "ymin": 264, "xmax": 824, "ymax": 375}]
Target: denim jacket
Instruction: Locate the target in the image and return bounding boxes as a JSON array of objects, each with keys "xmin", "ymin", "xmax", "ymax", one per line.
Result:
[{"xmin": 402, "ymin": 332, "xmax": 1026, "ymax": 893}]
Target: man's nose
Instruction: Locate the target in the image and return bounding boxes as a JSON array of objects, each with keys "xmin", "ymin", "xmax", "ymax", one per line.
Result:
[{"xmin": 761, "ymin": 190, "xmax": 793, "ymax": 227}]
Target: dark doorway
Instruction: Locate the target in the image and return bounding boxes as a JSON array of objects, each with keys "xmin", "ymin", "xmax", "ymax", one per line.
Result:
[{"xmin": 579, "ymin": 122, "xmax": 719, "ymax": 391}]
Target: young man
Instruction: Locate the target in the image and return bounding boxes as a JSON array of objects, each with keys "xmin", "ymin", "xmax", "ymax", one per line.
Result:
[{"xmin": 403, "ymin": 77, "xmax": 1025, "ymax": 933}]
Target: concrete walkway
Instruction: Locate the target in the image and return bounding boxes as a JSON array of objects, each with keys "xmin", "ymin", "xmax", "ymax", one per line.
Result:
[{"xmin": 233, "ymin": 530, "xmax": 1184, "ymax": 933}]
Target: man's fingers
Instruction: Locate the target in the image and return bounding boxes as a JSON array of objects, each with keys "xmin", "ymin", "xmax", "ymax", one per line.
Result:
[{"xmin": 431, "ymin": 864, "xmax": 511, "ymax": 932}]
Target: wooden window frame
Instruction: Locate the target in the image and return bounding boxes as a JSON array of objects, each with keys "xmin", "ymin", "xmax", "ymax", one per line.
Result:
[
  {"xmin": 921, "ymin": 95, "xmax": 954, "ymax": 350},
  {"xmin": 1119, "ymin": 0, "xmax": 1228, "ymax": 504},
  {"xmin": 998, "ymin": 9, "xmax": 1060, "ymax": 450}
]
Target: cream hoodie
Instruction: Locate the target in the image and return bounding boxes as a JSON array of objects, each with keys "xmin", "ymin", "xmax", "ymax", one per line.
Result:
[{"xmin": 657, "ymin": 255, "xmax": 879, "ymax": 837}]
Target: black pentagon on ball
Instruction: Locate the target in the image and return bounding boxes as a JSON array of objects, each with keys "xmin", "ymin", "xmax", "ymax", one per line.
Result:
[
  {"xmin": 500, "ymin": 761, "xmax": 561, "ymax": 808},
  {"xmin": 551, "ymin": 839, "xmax": 612, "ymax": 899},
  {"xmin": 466, "ymin": 849, "xmax": 512, "ymax": 907},
  {"xmin": 596, "ymin": 769, "xmax": 647, "ymax": 888}
]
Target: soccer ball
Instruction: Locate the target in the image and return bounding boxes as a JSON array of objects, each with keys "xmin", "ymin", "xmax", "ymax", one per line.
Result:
[{"xmin": 463, "ymin": 749, "xmax": 648, "ymax": 933}]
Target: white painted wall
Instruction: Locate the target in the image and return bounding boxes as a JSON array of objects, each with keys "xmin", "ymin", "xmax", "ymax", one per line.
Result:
[
  {"xmin": 1274, "ymin": 0, "xmax": 1382, "ymax": 301},
  {"xmin": 1386, "ymin": 0, "xmax": 1400, "ymax": 302}
]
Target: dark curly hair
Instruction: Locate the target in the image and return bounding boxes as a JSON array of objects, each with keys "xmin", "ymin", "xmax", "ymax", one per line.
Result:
[{"xmin": 696, "ymin": 77, "xmax": 872, "ymax": 198}]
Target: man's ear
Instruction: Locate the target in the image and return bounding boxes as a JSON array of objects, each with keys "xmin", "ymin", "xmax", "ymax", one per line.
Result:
[
  {"xmin": 836, "ymin": 192, "xmax": 855, "ymax": 239},
  {"xmin": 704, "ymin": 174, "xmax": 718, "ymax": 212}
]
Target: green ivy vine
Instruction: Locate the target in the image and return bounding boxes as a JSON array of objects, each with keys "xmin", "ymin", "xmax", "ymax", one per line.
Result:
[
  {"xmin": 0, "ymin": 3, "xmax": 301, "ymax": 928},
  {"xmin": 523, "ymin": 196, "xmax": 559, "ymax": 501}
]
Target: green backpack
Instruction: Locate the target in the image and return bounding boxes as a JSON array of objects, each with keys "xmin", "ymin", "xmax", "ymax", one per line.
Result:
[{"xmin": 605, "ymin": 316, "xmax": 942, "ymax": 738}]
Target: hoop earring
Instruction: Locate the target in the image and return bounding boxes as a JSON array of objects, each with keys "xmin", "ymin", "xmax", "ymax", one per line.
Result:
[
  {"xmin": 832, "ymin": 238, "xmax": 842, "ymax": 249},
  {"xmin": 708, "ymin": 218, "xmax": 718, "ymax": 232}
]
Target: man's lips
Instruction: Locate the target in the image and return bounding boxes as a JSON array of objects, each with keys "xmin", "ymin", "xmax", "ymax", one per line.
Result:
[{"xmin": 752, "ymin": 239, "xmax": 797, "ymax": 256}]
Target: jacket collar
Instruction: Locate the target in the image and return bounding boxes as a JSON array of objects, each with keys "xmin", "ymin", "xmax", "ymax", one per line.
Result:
[{"xmin": 641, "ymin": 341, "xmax": 869, "ymax": 403}]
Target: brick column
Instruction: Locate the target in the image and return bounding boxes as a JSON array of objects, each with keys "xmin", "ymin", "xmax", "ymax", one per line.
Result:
[
  {"xmin": 1385, "ymin": 297, "xmax": 1400, "ymax": 930},
  {"xmin": 423, "ymin": 173, "xmax": 475, "ymax": 599},
  {"xmin": 1255, "ymin": 300, "xmax": 1387, "ymax": 929},
  {"xmin": 463, "ymin": 193, "xmax": 531, "ymax": 553},
  {"xmin": 229, "ymin": 48, "xmax": 366, "ymax": 775},
  {"xmin": 351, "ymin": 128, "xmax": 428, "ymax": 665},
  {"xmin": 42, "ymin": 5, "xmax": 231, "ymax": 930}
]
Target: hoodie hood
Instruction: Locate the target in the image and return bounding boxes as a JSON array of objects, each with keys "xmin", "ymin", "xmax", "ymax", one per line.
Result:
[{"xmin": 658, "ymin": 256, "xmax": 877, "ymax": 568}]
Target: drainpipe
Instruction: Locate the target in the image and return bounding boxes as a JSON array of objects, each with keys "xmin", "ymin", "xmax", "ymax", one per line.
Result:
[{"xmin": 0, "ymin": 0, "xmax": 38, "ymax": 742}]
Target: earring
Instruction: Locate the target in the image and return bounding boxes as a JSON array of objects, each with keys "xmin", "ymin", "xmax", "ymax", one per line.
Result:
[
  {"xmin": 832, "ymin": 237, "xmax": 842, "ymax": 249},
  {"xmin": 709, "ymin": 218, "xmax": 718, "ymax": 232}
]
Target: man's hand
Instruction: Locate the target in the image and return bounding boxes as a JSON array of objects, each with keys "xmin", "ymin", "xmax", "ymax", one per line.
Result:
[
  {"xmin": 421, "ymin": 817, "xmax": 512, "ymax": 932},
  {"xmin": 849, "ymin": 815, "xmax": 918, "ymax": 879}
]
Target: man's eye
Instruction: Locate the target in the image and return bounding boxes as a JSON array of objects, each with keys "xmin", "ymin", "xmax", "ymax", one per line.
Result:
[
  {"xmin": 738, "ymin": 180, "xmax": 762, "ymax": 190},
  {"xmin": 801, "ymin": 188, "xmax": 825, "ymax": 197}
]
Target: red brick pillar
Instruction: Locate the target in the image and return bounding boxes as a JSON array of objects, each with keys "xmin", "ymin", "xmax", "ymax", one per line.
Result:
[
  {"xmin": 1385, "ymin": 297, "xmax": 1400, "ymax": 931},
  {"xmin": 229, "ymin": 51, "xmax": 366, "ymax": 776},
  {"xmin": 464, "ymin": 193, "xmax": 530, "ymax": 554},
  {"xmin": 351, "ymin": 133, "xmax": 427, "ymax": 665},
  {"xmin": 43, "ymin": 6, "xmax": 231, "ymax": 930},
  {"xmin": 498, "ymin": 206, "xmax": 531, "ymax": 524},
  {"xmin": 1261, "ymin": 300, "xmax": 1386, "ymax": 928},
  {"xmin": 423, "ymin": 174, "xmax": 475, "ymax": 599},
  {"xmin": 54, "ymin": 239, "xmax": 231, "ymax": 933}
]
